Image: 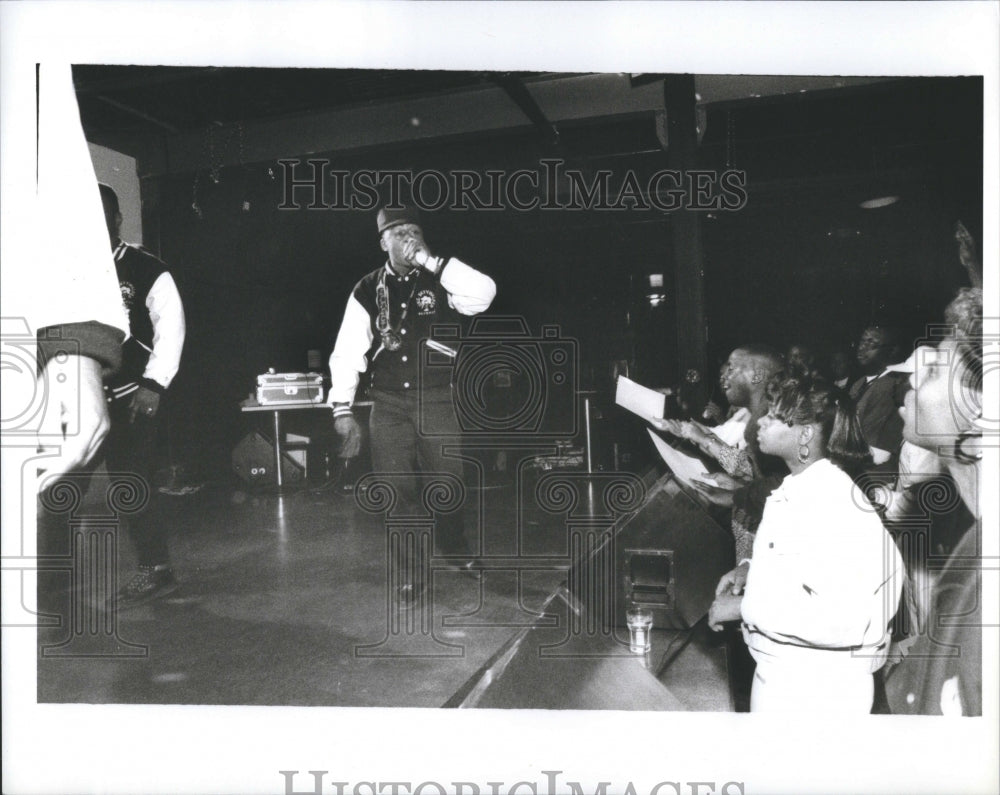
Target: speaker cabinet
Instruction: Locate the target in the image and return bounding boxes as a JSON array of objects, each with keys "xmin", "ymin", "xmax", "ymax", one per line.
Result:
[
  {"xmin": 448, "ymin": 469, "xmax": 735, "ymax": 709},
  {"xmin": 570, "ymin": 471, "xmax": 734, "ymax": 630},
  {"xmin": 232, "ymin": 431, "xmax": 304, "ymax": 485}
]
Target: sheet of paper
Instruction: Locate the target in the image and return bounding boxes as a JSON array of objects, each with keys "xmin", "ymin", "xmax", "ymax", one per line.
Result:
[
  {"xmin": 615, "ymin": 376, "xmax": 666, "ymax": 421},
  {"xmin": 646, "ymin": 429, "xmax": 711, "ymax": 487}
]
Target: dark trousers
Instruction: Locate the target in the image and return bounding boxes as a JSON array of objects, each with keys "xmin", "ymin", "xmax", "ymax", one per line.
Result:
[
  {"xmin": 368, "ymin": 388, "xmax": 468, "ymax": 561},
  {"xmin": 103, "ymin": 395, "xmax": 169, "ymax": 567}
]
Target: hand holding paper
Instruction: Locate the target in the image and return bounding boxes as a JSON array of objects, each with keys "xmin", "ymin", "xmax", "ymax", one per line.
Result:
[
  {"xmin": 646, "ymin": 429, "xmax": 737, "ymax": 507},
  {"xmin": 649, "ymin": 417, "xmax": 683, "ymax": 435},
  {"xmin": 692, "ymin": 471, "xmax": 738, "ymax": 491},
  {"xmin": 686, "ymin": 472, "xmax": 737, "ymax": 508},
  {"xmin": 646, "ymin": 429, "xmax": 710, "ymax": 487},
  {"xmin": 615, "ymin": 376, "xmax": 666, "ymax": 422}
]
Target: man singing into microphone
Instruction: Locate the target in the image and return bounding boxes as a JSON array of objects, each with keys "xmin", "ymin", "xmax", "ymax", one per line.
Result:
[{"xmin": 328, "ymin": 206, "xmax": 496, "ymax": 606}]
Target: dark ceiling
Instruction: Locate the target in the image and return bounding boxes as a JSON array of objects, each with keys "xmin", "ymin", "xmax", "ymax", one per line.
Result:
[
  {"xmin": 70, "ymin": 67, "xmax": 983, "ymax": 232},
  {"xmin": 72, "ymin": 66, "xmax": 542, "ymax": 136}
]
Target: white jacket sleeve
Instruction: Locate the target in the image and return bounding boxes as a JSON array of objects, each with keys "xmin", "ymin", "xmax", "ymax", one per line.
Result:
[
  {"xmin": 2, "ymin": 62, "xmax": 128, "ymax": 338},
  {"xmin": 328, "ymin": 294, "xmax": 373, "ymax": 406},
  {"xmin": 143, "ymin": 271, "xmax": 186, "ymax": 389},
  {"xmin": 440, "ymin": 258, "xmax": 496, "ymax": 316}
]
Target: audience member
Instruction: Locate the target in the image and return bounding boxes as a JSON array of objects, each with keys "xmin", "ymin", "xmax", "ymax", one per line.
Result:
[
  {"xmin": 700, "ymin": 359, "xmax": 737, "ymax": 427},
  {"xmin": 885, "ymin": 287, "xmax": 984, "ymax": 716},
  {"xmin": 709, "ymin": 373, "xmax": 904, "ymax": 713},
  {"xmin": 652, "ymin": 345, "xmax": 784, "ymax": 484},
  {"xmin": 827, "ymin": 345, "xmax": 855, "ymax": 390},
  {"xmin": 849, "ymin": 323, "xmax": 910, "ymax": 497},
  {"xmin": 652, "ymin": 345, "xmax": 787, "ymax": 595},
  {"xmin": 786, "ymin": 343, "xmax": 817, "ymax": 378},
  {"xmin": 653, "ymin": 345, "xmax": 788, "ymax": 594}
]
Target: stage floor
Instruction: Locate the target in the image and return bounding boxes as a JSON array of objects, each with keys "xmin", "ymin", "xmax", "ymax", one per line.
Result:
[{"xmin": 35, "ymin": 465, "xmax": 736, "ymax": 710}]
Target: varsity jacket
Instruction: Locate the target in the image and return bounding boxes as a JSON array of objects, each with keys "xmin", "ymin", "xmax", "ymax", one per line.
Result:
[
  {"xmin": 328, "ymin": 257, "xmax": 496, "ymax": 411},
  {"xmin": 107, "ymin": 240, "xmax": 185, "ymax": 399}
]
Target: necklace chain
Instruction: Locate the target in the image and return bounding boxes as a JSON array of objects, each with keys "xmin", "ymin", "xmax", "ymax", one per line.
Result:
[{"xmin": 376, "ymin": 269, "xmax": 419, "ymax": 351}]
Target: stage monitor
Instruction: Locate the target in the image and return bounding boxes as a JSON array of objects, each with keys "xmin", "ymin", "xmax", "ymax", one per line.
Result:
[{"xmin": 569, "ymin": 471, "xmax": 735, "ymax": 630}]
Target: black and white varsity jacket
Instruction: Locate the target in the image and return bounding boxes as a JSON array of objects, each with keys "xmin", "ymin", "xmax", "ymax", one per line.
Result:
[
  {"xmin": 107, "ymin": 240, "xmax": 185, "ymax": 400},
  {"xmin": 327, "ymin": 257, "xmax": 495, "ymax": 413}
]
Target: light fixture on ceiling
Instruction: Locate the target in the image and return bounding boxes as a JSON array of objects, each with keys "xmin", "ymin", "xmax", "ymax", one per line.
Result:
[{"xmin": 859, "ymin": 195, "xmax": 900, "ymax": 210}]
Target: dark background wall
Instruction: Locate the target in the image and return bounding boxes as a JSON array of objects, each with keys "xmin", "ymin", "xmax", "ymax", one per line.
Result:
[{"xmin": 111, "ymin": 76, "xmax": 981, "ymax": 480}]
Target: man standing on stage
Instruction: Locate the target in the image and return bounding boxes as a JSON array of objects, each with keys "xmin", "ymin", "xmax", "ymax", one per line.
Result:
[
  {"xmin": 328, "ymin": 207, "xmax": 496, "ymax": 605},
  {"xmin": 99, "ymin": 184, "xmax": 186, "ymax": 607}
]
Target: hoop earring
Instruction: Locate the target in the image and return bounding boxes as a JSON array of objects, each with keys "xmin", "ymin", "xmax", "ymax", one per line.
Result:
[
  {"xmin": 798, "ymin": 444, "xmax": 811, "ymax": 464},
  {"xmin": 953, "ymin": 430, "xmax": 983, "ymax": 464}
]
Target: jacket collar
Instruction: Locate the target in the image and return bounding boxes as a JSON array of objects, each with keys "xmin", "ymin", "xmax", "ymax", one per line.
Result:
[{"xmin": 769, "ymin": 458, "xmax": 837, "ymax": 502}]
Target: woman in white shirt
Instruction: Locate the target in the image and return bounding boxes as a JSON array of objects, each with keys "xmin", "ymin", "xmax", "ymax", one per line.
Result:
[{"xmin": 709, "ymin": 374, "xmax": 904, "ymax": 713}]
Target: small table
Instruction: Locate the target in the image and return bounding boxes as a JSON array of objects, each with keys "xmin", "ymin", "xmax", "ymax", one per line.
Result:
[{"xmin": 239, "ymin": 399, "xmax": 372, "ymax": 489}]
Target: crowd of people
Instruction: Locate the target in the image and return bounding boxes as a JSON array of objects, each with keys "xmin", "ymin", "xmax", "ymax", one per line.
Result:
[
  {"xmin": 19, "ymin": 63, "xmax": 986, "ymax": 719},
  {"xmin": 650, "ymin": 255, "xmax": 984, "ymax": 715}
]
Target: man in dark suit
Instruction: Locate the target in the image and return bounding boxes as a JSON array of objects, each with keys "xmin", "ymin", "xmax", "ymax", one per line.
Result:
[{"xmin": 849, "ymin": 324, "xmax": 909, "ymax": 502}]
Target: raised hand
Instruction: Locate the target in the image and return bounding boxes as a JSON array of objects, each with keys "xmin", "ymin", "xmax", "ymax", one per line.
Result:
[{"xmin": 954, "ymin": 220, "xmax": 982, "ymax": 288}]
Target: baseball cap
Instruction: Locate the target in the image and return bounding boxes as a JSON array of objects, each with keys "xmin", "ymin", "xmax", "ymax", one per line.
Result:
[{"xmin": 377, "ymin": 206, "xmax": 420, "ymax": 234}]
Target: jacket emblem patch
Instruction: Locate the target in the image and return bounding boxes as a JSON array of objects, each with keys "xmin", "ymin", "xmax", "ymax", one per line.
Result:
[
  {"xmin": 120, "ymin": 281, "xmax": 136, "ymax": 310},
  {"xmin": 415, "ymin": 290, "xmax": 437, "ymax": 314}
]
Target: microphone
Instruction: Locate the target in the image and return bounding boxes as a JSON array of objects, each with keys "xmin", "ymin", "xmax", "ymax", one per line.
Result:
[{"xmin": 411, "ymin": 248, "xmax": 441, "ymax": 272}]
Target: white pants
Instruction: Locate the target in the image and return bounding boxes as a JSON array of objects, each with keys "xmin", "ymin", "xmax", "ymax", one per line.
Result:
[{"xmin": 750, "ymin": 653, "xmax": 875, "ymax": 713}]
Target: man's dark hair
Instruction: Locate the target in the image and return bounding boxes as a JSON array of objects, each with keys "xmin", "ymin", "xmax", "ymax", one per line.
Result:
[
  {"xmin": 740, "ymin": 343, "xmax": 785, "ymax": 376},
  {"xmin": 863, "ymin": 322, "xmax": 907, "ymax": 361}
]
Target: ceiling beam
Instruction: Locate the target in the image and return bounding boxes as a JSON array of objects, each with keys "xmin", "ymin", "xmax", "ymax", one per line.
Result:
[
  {"xmin": 74, "ymin": 66, "xmax": 222, "ymax": 94},
  {"xmin": 491, "ymin": 73, "xmax": 560, "ymax": 148},
  {"xmin": 95, "ymin": 95, "xmax": 180, "ymax": 134},
  {"xmin": 153, "ymin": 73, "xmax": 663, "ymax": 176},
  {"xmin": 93, "ymin": 73, "xmax": 892, "ymax": 177}
]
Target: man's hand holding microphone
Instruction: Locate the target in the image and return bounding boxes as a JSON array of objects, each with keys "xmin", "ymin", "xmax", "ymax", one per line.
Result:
[{"xmin": 402, "ymin": 238, "xmax": 443, "ymax": 274}]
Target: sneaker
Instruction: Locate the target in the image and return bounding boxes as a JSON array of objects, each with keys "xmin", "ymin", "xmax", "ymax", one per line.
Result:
[{"xmin": 116, "ymin": 565, "xmax": 178, "ymax": 609}]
